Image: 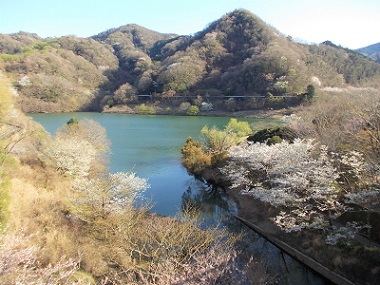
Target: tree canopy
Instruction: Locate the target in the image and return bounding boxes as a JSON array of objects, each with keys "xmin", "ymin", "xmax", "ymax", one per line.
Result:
[{"xmin": 1, "ymin": 10, "xmax": 380, "ymax": 113}]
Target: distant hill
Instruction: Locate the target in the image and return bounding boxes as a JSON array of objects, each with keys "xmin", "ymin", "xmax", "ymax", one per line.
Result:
[
  {"xmin": 1, "ymin": 9, "xmax": 380, "ymax": 113},
  {"xmin": 0, "ymin": 32, "xmax": 119, "ymax": 112},
  {"xmin": 356, "ymin": 42, "xmax": 380, "ymax": 63},
  {"xmin": 92, "ymin": 24, "xmax": 177, "ymax": 92}
]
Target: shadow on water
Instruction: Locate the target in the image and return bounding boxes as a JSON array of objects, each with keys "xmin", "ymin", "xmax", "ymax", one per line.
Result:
[{"xmin": 181, "ymin": 180, "xmax": 329, "ymax": 285}]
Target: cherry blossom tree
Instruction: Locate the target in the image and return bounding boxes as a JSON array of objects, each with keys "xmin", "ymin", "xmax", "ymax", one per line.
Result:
[
  {"xmin": 47, "ymin": 137, "xmax": 97, "ymax": 176},
  {"xmin": 71, "ymin": 172, "xmax": 150, "ymax": 222},
  {"xmin": 0, "ymin": 229, "xmax": 82, "ymax": 285},
  {"xmin": 221, "ymin": 139, "xmax": 346, "ymax": 232},
  {"xmin": 46, "ymin": 119, "xmax": 111, "ymax": 177},
  {"xmin": 339, "ymin": 150, "xmax": 380, "ymax": 209}
]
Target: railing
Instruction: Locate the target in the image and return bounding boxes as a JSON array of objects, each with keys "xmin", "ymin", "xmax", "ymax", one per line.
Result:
[{"xmin": 136, "ymin": 94, "xmax": 300, "ymax": 99}]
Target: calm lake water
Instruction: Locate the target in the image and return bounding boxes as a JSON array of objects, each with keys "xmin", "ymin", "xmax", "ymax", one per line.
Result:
[
  {"xmin": 30, "ymin": 112, "xmax": 327, "ymax": 285},
  {"xmin": 30, "ymin": 113, "xmax": 261, "ymax": 216}
]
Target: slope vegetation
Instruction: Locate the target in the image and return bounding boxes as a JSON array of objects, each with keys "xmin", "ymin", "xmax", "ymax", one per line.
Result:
[
  {"xmin": 0, "ymin": 72, "xmax": 243, "ymax": 284},
  {"xmin": 1, "ymin": 9, "xmax": 380, "ymax": 113}
]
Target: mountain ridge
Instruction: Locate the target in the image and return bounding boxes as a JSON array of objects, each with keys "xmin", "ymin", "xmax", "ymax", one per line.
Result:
[
  {"xmin": 356, "ymin": 42, "xmax": 380, "ymax": 63},
  {"xmin": 1, "ymin": 9, "xmax": 380, "ymax": 113}
]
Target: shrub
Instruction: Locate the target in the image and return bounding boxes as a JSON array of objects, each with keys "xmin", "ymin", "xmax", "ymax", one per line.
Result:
[
  {"xmin": 305, "ymin": 84, "xmax": 315, "ymax": 102},
  {"xmin": 66, "ymin": 117, "xmax": 79, "ymax": 125},
  {"xmin": 201, "ymin": 126, "xmax": 235, "ymax": 153},
  {"xmin": 200, "ymin": 102, "xmax": 213, "ymax": 111},
  {"xmin": 178, "ymin": 102, "xmax": 191, "ymax": 113},
  {"xmin": 201, "ymin": 118, "xmax": 252, "ymax": 152},
  {"xmin": 224, "ymin": 98, "xmax": 238, "ymax": 112},
  {"xmin": 181, "ymin": 137, "xmax": 212, "ymax": 175},
  {"xmin": 186, "ymin": 105, "xmax": 200, "ymax": 115},
  {"xmin": 181, "ymin": 119, "xmax": 253, "ymax": 171},
  {"xmin": 247, "ymin": 127, "xmax": 298, "ymax": 144},
  {"xmin": 136, "ymin": 103, "xmax": 155, "ymax": 114},
  {"xmin": 226, "ymin": 118, "xmax": 252, "ymax": 139},
  {"xmin": 267, "ymin": 135, "xmax": 282, "ymax": 145},
  {"xmin": 106, "ymin": 99, "xmax": 114, "ymax": 107}
]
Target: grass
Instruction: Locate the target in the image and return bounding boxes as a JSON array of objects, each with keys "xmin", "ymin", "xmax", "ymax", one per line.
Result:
[
  {"xmin": 2, "ymin": 144, "xmax": 241, "ymax": 284},
  {"xmin": 0, "ymin": 172, "xmax": 11, "ymax": 229}
]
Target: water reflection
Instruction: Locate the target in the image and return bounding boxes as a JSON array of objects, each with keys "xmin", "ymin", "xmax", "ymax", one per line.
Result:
[
  {"xmin": 181, "ymin": 183, "xmax": 234, "ymax": 226},
  {"xmin": 30, "ymin": 113, "xmax": 328, "ymax": 284},
  {"xmin": 180, "ymin": 178, "xmax": 327, "ymax": 285}
]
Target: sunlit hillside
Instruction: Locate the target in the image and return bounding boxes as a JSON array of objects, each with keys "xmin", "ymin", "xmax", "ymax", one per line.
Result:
[
  {"xmin": 0, "ymin": 72, "xmax": 244, "ymax": 284},
  {"xmin": 0, "ymin": 9, "xmax": 380, "ymax": 113}
]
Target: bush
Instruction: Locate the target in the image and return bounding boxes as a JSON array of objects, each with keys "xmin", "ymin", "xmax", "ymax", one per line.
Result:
[
  {"xmin": 201, "ymin": 126, "xmax": 235, "ymax": 153},
  {"xmin": 247, "ymin": 127, "xmax": 298, "ymax": 144},
  {"xmin": 66, "ymin": 117, "xmax": 79, "ymax": 125},
  {"xmin": 186, "ymin": 105, "xmax": 200, "ymax": 116},
  {"xmin": 136, "ymin": 103, "xmax": 155, "ymax": 114},
  {"xmin": 267, "ymin": 135, "xmax": 282, "ymax": 145},
  {"xmin": 0, "ymin": 229, "xmax": 81, "ymax": 285},
  {"xmin": 200, "ymin": 102, "xmax": 213, "ymax": 111},
  {"xmin": 306, "ymin": 84, "xmax": 315, "ymax": 98},
  {"xmin": 226, "ymin": 118, "xmax": 252, "ymax": 138},
  {"xmin": 178, "ymin": 102, "xmax": 191, "ymax": 113},
  {"xmin": 181, "ymin": 137, "xmax": 212, "ymax": 175}
]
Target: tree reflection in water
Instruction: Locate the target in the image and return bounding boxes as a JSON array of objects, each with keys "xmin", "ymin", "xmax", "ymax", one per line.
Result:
[
  {"xmin": 181, "ymin": 181, "xmax": 236, "ymax": 229},
  {"xmin": 180, "ymin": 179, "xmax": 327, "ymax": 285}
]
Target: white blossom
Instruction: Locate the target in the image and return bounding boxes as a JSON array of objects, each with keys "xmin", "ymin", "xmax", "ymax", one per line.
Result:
[
  {"xmin": 325, "ymin": 222, "xmax": 371, "ymax": 245},
  {"xmin": 47, "ymin": 137, "xmax": 97, "ymax": 177},
  {"xmin": 221, "ymin": 139, "xmax": 342, "ymax": 232},
  {"xmin": 281, "ymin": 114, "xmax": 301, "ymax": 125},
  {"xmin": 340, "ymin": 150, "xmax": 366, "ymax": 177},
  {"xmin": 71, "ymin": 172, "xmax": 150, "ymax": 217},
  {"xmin": 0, "ymin": 229, "xmax": 80, "ymax": 284},
  {"xmin": 345, "ymin": 190, "xmax": 380, "ymax": 204}
]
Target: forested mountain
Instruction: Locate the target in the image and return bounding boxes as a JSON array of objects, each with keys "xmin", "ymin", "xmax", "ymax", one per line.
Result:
[
  {"xmin": 1, "ymin": 9, "xmax": 380, "ymax": 113},
  {"xmin": 0, "ymin": 33, "xmax": 118, "ymax": 112},
  {"xmin": 356, "ymin": 42, "xmax": 380, "ymax": 63}
]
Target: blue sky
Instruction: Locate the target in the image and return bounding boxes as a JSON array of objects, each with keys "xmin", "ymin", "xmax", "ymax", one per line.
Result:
[{"xmin": 0, "ymin": 0, "xmax": 379, "ymax": 49}]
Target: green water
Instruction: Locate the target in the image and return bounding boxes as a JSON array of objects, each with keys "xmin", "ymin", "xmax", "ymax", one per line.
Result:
[
  {"xmin": 30, "ymin": 112, "xmax": 326, "ymax": 284},
  {"xmin": 30, "ymin": 113, "xmax": 266, "ymax": 216}
]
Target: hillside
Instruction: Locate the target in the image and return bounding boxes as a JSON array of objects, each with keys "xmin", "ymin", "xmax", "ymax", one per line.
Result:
[
  {"xmin": 0, "ymin": 72, "xmax": 243, "ymax": 284},
  {"xmin": 356, "ymin": 42, "xmax": 380, "ymax": 62},
  {"xmin": 92, "ymin": 24, "xmax": 177, "ymax": 92},
  {"xmin": 0, "ymin": 33, "xmax": 118, "ymax": 112},
  {"xmin": 1, "ymin": 9, "xmax": 380, "ymax": 113}
]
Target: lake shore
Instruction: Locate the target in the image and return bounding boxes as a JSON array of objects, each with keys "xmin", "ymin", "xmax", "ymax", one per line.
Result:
[
  {"xmin": 199, "ymin": 166, "xmax": 380, "ymax": 285},
  {"xmin": 31, "ymin": 110, "xmax": 380, "ymax": 284},
  {"xmin": 102, "ymin": 104, "xmax": 294, "ymax": 119}
]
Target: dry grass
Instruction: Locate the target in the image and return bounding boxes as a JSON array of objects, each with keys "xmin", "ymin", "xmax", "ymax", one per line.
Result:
[
  {"xmin": 0, "ymin": 72, "xmax": 248, "ymax": 283},
  {"xmin": 8, "ymin": 174, "xmax": 79, "ymax": 263},
  {"xmin": 5, "ymin": 157, "xmax": 242, "ymax": 284}
]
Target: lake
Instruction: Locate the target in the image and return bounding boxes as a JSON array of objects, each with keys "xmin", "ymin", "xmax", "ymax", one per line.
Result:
[
  {"xmin": 30, "ymin": 112, "xmax": 326, "ymax": 284},
  {"xmin": 30, "ymin": 112, "xmax": 265, "ymax": 216}
]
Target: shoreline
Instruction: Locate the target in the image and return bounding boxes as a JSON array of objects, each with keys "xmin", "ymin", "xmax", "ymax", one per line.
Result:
[
  {"xmin": 27, "ymin": 107, "xmax": 293, "ymax": 120},
  {"xmin": 199, "ymin": 166, "xmax": 380, "ymax": 285},
  {"xmin": 102, "ymin": 105, "xmax": 294, "ymax": 119}
]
